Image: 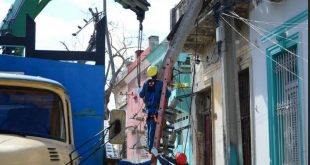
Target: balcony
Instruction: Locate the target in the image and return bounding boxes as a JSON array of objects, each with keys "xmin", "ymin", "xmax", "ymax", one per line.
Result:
[
  {"xmin": 170, "ymin": 0, "xmax": 216, "ymax": 53},
  {"xmin": 170, "ymin": 0, "xmax": 250, "ymax": 53}
]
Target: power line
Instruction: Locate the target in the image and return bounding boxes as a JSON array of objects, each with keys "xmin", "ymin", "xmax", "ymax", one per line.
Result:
[
  {"xmin": 136, "ymin": 15, "xmax": 144, "ymax": 88},
  {"xmin": 180, "ymin": 24, "xmax": 199, "ymax": 154},
  {"xmin": 224, "ymin": 12, "xmax": 308, "ymax": 64},
  {"xmin": 188, "ymin": 23, "xmax": 200, "ymax": 155},
  {"xmin": 222, "ymin": 12, "xmax": 308, "ymax": 27},
  {"xmin": 79, "ymin": 133, "xmax": 120, "ymax": 164},
  {"xmin": 66, "ymin": 127, "xmax": 110, "ymax": 165},
  {"xmin": 246, "ymin": 19, "xmax": 308, "ymax": 63},
  {"xmin": 232, "ymin": 12, "xmax": 308, "ymax": 57},
  {"xmin": 261, "ymin": 0, "xmax": 286, "ymax": 5},
  {"xmin": 222, "ymin": 13, "xmax": 305, "ymax": 44},
  {"xmin": 220, "ymin": 15, "xmax": 308, "ymax": 84},
  {"xmin": 130, "ymin": 101, "xmax": 145, "ymax": 119}
]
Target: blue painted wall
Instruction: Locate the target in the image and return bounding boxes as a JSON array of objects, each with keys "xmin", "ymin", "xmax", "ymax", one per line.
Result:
[
  {"xmin": 169, "ymin": 53, "xmax": 193, "ymax": 164},
  {"xmin": 0, "ymin": 55, "xmax": 104, "ymax": 165}
]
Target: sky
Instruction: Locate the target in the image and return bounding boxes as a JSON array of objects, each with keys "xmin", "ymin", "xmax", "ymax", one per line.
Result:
[
  {"xmin": 0, "ymin": 0, "xmax": 180, "ymax": 109},
  {"xmin": 0, "ymin": 0, "xmax": 180, "ymax": 51}
]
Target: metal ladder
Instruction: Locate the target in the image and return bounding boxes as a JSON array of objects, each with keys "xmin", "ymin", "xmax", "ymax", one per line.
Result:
[{"xmin": 151, "ymin": 58, "xmax": 173, "ymax": 165}]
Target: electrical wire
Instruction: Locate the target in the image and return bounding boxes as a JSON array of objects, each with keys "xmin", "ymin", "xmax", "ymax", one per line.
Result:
[
  {"xmin": 261, "ymin": 0, "xmax": 286, "ymax": 5},
  {"xmin": 174, "ymin": 67, "xmax": 189, "ymax": 153},
  {"xmin": 67, "ymin": 117, "xmax": 123, "ymax": 164},
  {"xmin": 170, "ymin": 41, "xmax": 189, "ymax": 154},
  {"xmin": 77, "ymin": 136, "xmax": 105, "ymax": 161},
  {"xmin": 221, "ymin": 12, "xmax": 308, "ymax": 27},
  {"xmin": 76, "ymin": 116, "xmax": 125, "ymax": 163},
  {"xmin": 79, "ymin": 133, "xmax": 120, "ymax": 164},
  {"xmin": 229, "ymin": 11, "xmax": 307, "ymax": 63},
  {"xmin": 137, "ymin": 52, "xmax": 141, "ymax": 87},
  {"xmin": 182, "ymin": 23, "xmax": 199, "ymax": 153},
  {"xmin": 189, "ymin": 45, "xmax": 218, "ymax": 64},
  {"xmin": 66, "ymin": 128, "xmax": 109, "ymax": 165},
  {"xmin": 130, "ymin": 101, "xmax": 145, "ymax": 119},
  {"xmin": 128, "ymin": 96, "xmax": 147, "ymax": 152},
  {"xmin": 171, "ymin": 67, "xmax": 186, "ymax": 155},
  {"xmin": 222, "ymin": 13, "xmax": 305, "ymax": 45},
  {"xmin": 220, "ymin": 15, "xmax": 308, "ymax": 84},
  {"xmin": 227, "ymin": 11, "xmax": 308, "ymax": 63},
  {"xmin": 182, "ymin": 22, "xmax": 200, "ymax": 154},
  {"xmin": 69, "ymin": 128, "xmax": 106, "ymax": 155},
  {"xmin": 247, "ymin": 21, "xmax": 308, "ymax": 62},
  {"xmin": 136, "ymin": 22, "xmax": 143, "ymax": 88},
  {"xmin": 182, "ymin": 90, "xmax": 191, "ymax": 153},
  {"xmin": 188, "ymin": 48, "xmax": 201, "ymax": 158}
]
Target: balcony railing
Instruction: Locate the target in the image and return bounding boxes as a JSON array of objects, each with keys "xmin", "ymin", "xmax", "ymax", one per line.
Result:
[{"xmin": 170, "ymin": 0, "xmax": 189, "ymax": 29}]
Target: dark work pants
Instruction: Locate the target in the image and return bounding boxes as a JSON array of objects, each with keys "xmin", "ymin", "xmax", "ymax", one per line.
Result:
[{"xmin": 146, "ymin": 116, "xmax": 156, "ymax": 151}]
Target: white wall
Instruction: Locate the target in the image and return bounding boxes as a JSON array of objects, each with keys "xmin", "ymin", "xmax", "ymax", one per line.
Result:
[
  {"xmin": 250, "ymin": 0, "xmax": 308, "ymax": 164},
  {"xmin": 192, "ymin": 54, "xmax": 225, "ymax": 164}
]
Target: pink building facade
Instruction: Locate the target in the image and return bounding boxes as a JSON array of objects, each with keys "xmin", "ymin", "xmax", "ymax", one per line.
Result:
[
  {"xmin": 114, "ymin": 36, "xmax": 161, "ymax": 162},
  {"xmin": 125, "ymin": 51, "xmax": 150, "ymax": 162}
]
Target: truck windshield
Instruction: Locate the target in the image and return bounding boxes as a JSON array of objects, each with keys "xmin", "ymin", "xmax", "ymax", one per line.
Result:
[{"xmin": 0, "ymin": 86, "xmax": 66, "ymax": 141}]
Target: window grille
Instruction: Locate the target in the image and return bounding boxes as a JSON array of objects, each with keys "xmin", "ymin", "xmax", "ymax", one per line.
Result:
[{"xmin": 273, "ymin": 46, "xmax": 300, "ymax": 165}]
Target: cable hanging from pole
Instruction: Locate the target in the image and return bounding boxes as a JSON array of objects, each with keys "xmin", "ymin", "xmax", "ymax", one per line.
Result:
[
  {"xmin": 136, "ymin": 20, "xmax": 143, "ymax": 88},
  {"xmin": 114, "ymin": 0, "xmax": 151, "ymax": 88}
]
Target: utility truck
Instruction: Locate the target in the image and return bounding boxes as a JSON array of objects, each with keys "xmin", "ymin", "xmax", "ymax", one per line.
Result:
[{"xmin": 0, "ymin": 73, "xmax": 78, "ymax": 165}]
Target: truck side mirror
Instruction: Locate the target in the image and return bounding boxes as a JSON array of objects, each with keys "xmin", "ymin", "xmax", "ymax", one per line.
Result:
[{"xmin": 109, "ymin": 109, "xmax": 126, "ymax": 144}]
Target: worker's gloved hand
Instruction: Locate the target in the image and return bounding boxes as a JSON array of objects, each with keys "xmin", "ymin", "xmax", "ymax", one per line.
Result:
[{"xmin": 135, "ymin": 87, "xmax": 142, "ymax": 94}]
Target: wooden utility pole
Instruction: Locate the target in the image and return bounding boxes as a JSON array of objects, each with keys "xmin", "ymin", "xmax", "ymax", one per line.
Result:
[
  {"xmin": 216, "ymin": 0, "xmax": 243, "ymax": 164},
  {"xmin": 152, "ymin": 0, "xmax": 204, "ymax": 164},
  {"xmin": 158, "ymin": 0, "xmax": 204, "ymax": 79}
]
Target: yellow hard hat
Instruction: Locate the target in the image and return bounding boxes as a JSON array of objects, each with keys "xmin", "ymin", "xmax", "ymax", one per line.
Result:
[{"xmin": 147, "ymin": 65, "xmax": 158, "ymax": 77}]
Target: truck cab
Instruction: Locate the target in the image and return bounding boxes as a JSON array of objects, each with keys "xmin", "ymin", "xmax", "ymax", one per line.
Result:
[{"xmin": 0, "ymin": 73, "xmax": 78, "ymax": 165}]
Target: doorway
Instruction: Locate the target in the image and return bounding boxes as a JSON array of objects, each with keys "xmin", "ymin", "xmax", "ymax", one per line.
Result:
[
  {"xmin": 196, "ymin": 88, "xmax": 212, "ymax": 165},
  {"xmin": 238, "ymin": 68, "xmax": 251, "ymax": 165}
]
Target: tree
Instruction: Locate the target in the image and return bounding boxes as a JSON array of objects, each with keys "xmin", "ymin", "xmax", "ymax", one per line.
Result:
[
  {"xmin": 63, "ymin": 7, "xmax": 137, "ymax": 120},
  {"xmin": 104, "ymin": 22, "xmax": 137, "ymax": 119}
]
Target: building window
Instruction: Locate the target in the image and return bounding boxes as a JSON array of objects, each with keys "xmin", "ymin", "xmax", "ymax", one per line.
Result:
[{"xmin": 267, "ymin": 33, "xmax": 302, "ymax": 165}]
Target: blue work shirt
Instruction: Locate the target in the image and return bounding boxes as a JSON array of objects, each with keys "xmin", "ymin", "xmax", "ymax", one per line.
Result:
[{"xmin": 139, "ymin": 78, "xmax": 171, "ymax": 114}]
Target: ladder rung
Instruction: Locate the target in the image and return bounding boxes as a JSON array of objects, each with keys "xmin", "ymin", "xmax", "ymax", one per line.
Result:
[
  {"xmin": 165, "ymin": 109, "xmax": 176, "ymax": 115},
  {"xmin": 165, "ymin": 124, "xmax": 174, "ymax": 130},
  {"xmin": 159, "ymin": 144, "xmax": 175, "ymax": 149}
]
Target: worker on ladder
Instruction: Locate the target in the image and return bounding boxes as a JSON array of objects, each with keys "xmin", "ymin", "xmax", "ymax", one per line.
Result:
[{"xmin": 138, "ymin": 65, "xmax": 171, "ymax": 155}]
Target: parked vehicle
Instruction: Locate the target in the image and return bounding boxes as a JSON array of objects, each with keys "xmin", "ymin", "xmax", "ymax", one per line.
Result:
[{"xmin": 0, "ymin": 73, "xmax": 78, "ymax": 165}]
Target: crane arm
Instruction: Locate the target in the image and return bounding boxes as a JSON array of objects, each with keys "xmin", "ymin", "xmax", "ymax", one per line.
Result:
[{"xmin": 0, "ymin": 0, "xmax": 51, "ymax": 37}]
